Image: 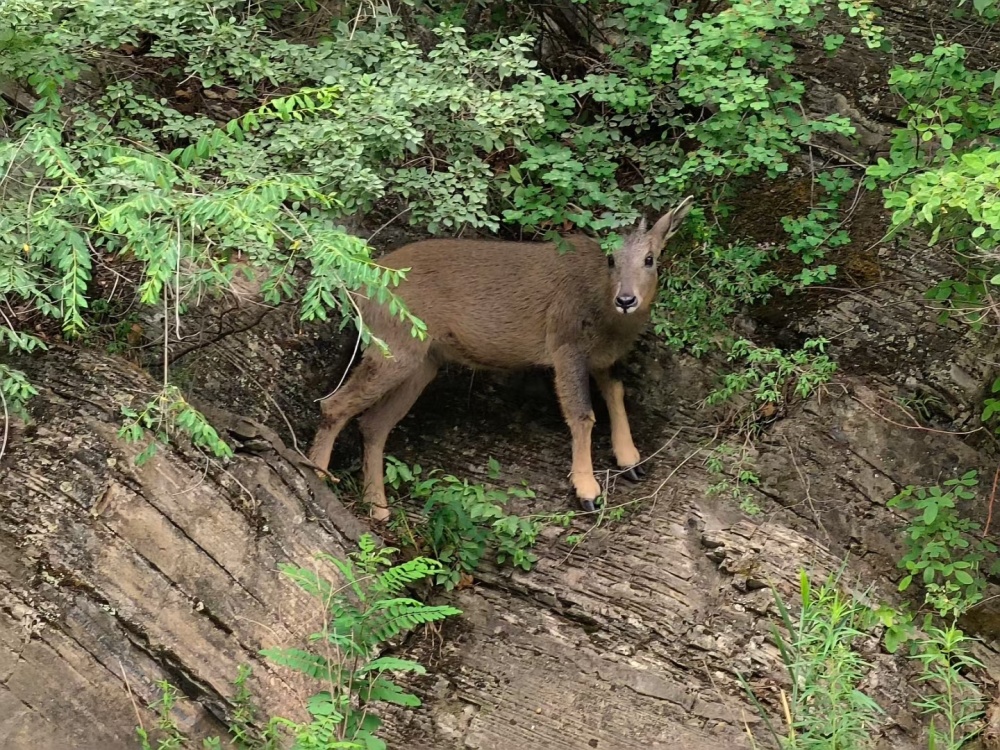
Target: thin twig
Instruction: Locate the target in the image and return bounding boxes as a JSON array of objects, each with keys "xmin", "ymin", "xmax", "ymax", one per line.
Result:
[
  {"xmin": 316, "ymin": 292, "xmax": 365, "ymax": 402},
  {"xmin": 986, "ymin": 464, "xmax": 999, "ymax": 538},
  {"xmin": 871, "ymin": 392, "xmax": 925, "ymax": 429},
  {"xmin": 784, "ymin": 435, "xmax": 830, "ymax": 542},
  {"xmin": 120, "ymin": 659, "xmax": 146, "ymax": 735},
  {"xmin": 175, "ymin": 218, "xmax": 183, "ymax": 341},
  {"xmin": 162, "ymin": 454, "xmax": 211, "ymax": 497},
  {"xmin": 559, "ymin": 434, "xmax": 707, "ymax": 565},
  {"xmin": 0, "ymin": 383, "xmax": 9, "ymax": 469},
  {"xmin": 262, "ymin": 385, "xmax": 303, "ymax": 456},
  {"xmin": 603, "ymin": 426, "xmax": 684, "ymax": 483},
  {"xmin": 805, "ymin": 141, "xmax": 872, "ymax": 170},
  {"xmin": 850, "ymin": 393, "xmax": 983, "ymax": 437},
  {"xmin": 163, "ymin": 280, "xmax": 170, "ymax": 393},
  {"xmin": 367, "ymin": 206, "xmax": 412, "ymax": 243},
  {"xmin": 207, "ymin": 456, "xmax": 259, "ymax": 507}
]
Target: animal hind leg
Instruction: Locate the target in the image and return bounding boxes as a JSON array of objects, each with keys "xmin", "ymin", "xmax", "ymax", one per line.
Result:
[
  {"xmin": 552, "ymin": 347, "xmax": 601, "ymax": 512},
  {"xmin": 357, "ymin": 359, "xmax": 439, "ymax": 523},
  {"xmin": 307, "ymin": 354, "xmax": 416, "ymax": 474},
  {"xmin": 592, "ymin": 366, "xmax": 644, "ymax": 481}
]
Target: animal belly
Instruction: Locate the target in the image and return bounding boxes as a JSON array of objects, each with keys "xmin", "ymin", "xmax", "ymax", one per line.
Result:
[{"xmin": 433, "ymin": 332, "xmax": 549, "ymax": 370}]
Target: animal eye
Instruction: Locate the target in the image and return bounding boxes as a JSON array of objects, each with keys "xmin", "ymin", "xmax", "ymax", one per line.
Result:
[
  {"xmin": 607, "ymin": 255, "xmax": 615, "ymax": 268},
  {"xmin": 644, "ymin": 255, "xmax": 654, "ymax": 267}
]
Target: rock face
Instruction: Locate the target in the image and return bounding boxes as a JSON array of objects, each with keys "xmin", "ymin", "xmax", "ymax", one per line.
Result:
[
  {"xmin": 3, "ymin": 216, "xmax": 998, "ymax": 749},
  {"xmin": 3, "ymin": 2, "xmax": 1000, "ymax": 749},
  {"xmin": 0, "ymin": 344, "xmax": 370, "ymax": 749}
]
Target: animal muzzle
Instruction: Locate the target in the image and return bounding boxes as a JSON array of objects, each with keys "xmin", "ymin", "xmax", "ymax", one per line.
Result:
[{"xmin": 615, "ymin": 294, "xmax": 639, "ymax": 314}]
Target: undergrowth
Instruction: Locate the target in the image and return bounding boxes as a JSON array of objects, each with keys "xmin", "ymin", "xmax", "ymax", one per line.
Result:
[
  {"xmin": 741, "ymin": 571, "xmax": 987, "ymax": 750},
  {"xmin": 385, "ymin": 457, "xmax": 574, "ymax": 589},
  {"xmin": 698, "ymin": 336, "xmax": 837, "ymax": 519},
  {"xmin": 137, "ymin": 534, "xmax": 461, "ymax": 749},
  {"xmin": 0, "ymin": 0, "xmax": 869, "ymax": 426},
  {"xmin": 888, "ymin": 471, "xmax": 1000, "ymax": 618},
  {"xmin": 746, "ymin": 572, "xmax": 885, "ymax": 749},
  {"xmin": 737, "ymin": 466, "xmax": 997, "ymax": 746}
]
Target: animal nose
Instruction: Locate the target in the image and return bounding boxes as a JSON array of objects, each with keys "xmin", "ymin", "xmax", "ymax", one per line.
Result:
[{"xmin": 615, "ymin": 295, "xmax": 637, "ymax": 311}]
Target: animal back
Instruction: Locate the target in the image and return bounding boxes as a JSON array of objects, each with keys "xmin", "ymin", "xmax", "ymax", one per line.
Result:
[{"xmin": 376, "ymin": 238, "xmax": 606, "ymax": 368}]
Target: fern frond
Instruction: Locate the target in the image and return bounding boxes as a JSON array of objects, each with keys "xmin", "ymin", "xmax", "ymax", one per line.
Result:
[
  {"xmin": 356, "ymin": 676, "xmax": 422, "ymax": 707},
  {"xmin": 330, "ymin": 557, "xmax": 365, "ymax": 601},
  {"xmin": 328, "ymin": 602, "xmax": 364, "ymax": 628},
  {"xmin": 306, "ymin": 691, "xmax": 346, "ymax": 721},
  {"xmin": 357, "ymin": 533, "xmax": 378, "ymax": 556},
  {"xmin": 278, "ymin": 563, "xmax": 335, "ymax": 602},
  {"xmin": 367, "ymin": 596, "xmax": 428, "ymax": 611},
  {"xmin": 258, "ymin": 648, "xmax": 347, "ymax": 684},
  {"xmin": 356, "ymin": 656, "xmax": 427, "ymax": 676},
  {"xmin": 366, "ymin": 604, "xmax": 463, "ymax": 643},
  {"xmin": 311, "ymin": 629, "xmax": 369, "ymax": 658},
  {"xmin": 345, "ymin": 712, "xmax": 386, "ymax": 750},
  {"xmin": 374, "ymin": 557, "xmax": 446, "ymax": 595}
]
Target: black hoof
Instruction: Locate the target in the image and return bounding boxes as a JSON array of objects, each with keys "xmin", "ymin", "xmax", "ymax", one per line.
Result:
[
  {"xmin": 622, "ymin": 464, "xmax": 647, "ymax": 482},
  {"xmin": 580, "ymin": 499, "xmax": 597, "ymax": 513}
]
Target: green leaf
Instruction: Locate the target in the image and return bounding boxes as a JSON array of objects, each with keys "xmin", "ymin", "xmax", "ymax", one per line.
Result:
[
  {"xmin": 884, "ymin": 627, "xmax": 904, "ymax": 654},
  {"xmin": 954, "ymin": 570, "xmax": 974, "ymax": 585},
  {"xmin": 363, "ymin": 677, "xmax": 422, "ymax": 707},
  {"xmin": 357, "ymin": 657, "xmax": 427, "ymax": 676},
  {"xmin": 923, "ymin": 503, "xmax": 939, "ymax": 525},
  {"xmin": 306, "ymin": 692, "xmax": 341, "ymax": 718}
]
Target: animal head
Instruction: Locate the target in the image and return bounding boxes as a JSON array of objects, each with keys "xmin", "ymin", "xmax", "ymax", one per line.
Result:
[{"xmin": 607, "ymin": 196, "xmax": 695, "ymax": 315}]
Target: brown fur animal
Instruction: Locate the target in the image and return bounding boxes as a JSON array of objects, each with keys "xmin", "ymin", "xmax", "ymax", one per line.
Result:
[{"xmin": 308, "ymin": 197, "xmax": 695, "ymax": 521}]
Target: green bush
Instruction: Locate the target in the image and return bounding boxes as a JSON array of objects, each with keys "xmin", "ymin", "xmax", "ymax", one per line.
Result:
[
  {"xmin": 386, "ymin": 457, "xmax": 574, "ymax": 589},
  {"xmin": 888, "ymin": 471, "xmax": 1000, "ymax": 617},
  {"xmin": 867, "ymin": 40, "xmax": 1000, "ymax": 327}
]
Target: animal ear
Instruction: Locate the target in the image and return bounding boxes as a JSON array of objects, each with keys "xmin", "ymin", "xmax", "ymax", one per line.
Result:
[{"xmin": 647, "ymin": 195, "xmax": 695, "ymax": 254}]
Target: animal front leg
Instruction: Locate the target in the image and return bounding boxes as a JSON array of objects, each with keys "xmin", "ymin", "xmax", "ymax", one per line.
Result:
[
  {"xmin": 593, "ymin": 366, "xmax": 645, "ymax": 482},
  {"xmin": 553, "ymin": 349, "xmax": 602, "ymax": 512}
]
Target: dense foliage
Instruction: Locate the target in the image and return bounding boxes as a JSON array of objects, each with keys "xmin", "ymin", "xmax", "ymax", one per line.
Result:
[
  {"xmin": 0, "ymin": 0, "xmax": 866, "ymax": 414},
  {"xmin": 1, "ymin": 0, "xmax": 997, "ymax": 392}
]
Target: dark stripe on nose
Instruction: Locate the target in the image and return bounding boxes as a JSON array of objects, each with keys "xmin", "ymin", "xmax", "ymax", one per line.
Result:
[{"xmin": 616, "ymin": 295, "xmax": 637, "ymax": 311}]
